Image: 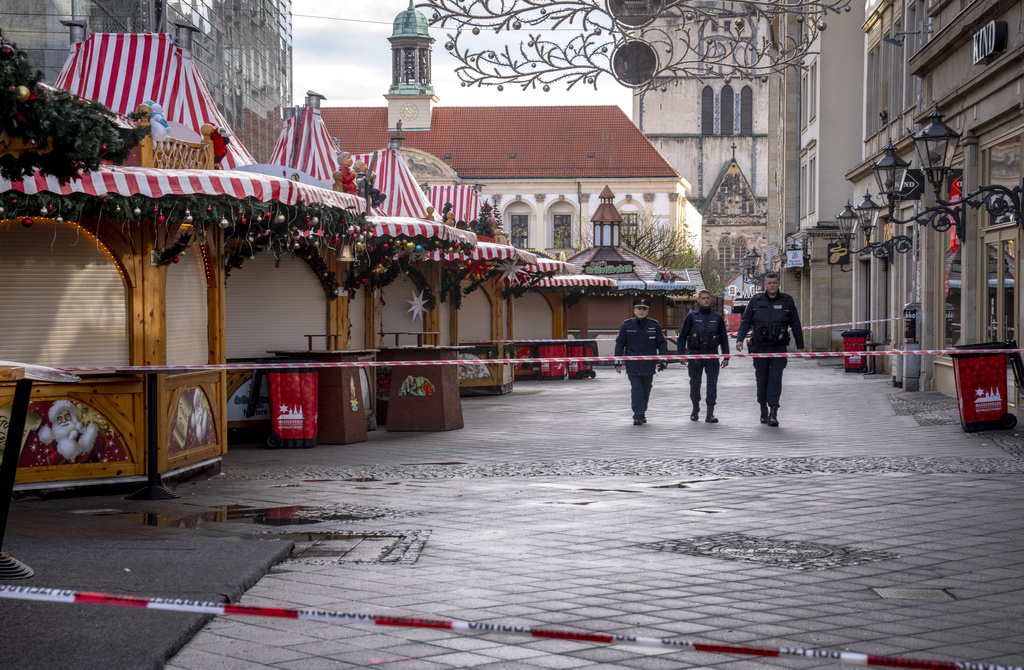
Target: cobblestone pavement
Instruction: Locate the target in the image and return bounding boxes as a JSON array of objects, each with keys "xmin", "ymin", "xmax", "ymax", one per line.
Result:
[{"xmin": 11, "ymin": 359, "xmax": 1024, "ymax": 669}]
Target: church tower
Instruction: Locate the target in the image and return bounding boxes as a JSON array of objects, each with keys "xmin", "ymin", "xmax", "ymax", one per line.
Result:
[{"xmin": 385, "ymin": 0, "xmax": 438, "ymax": 132}]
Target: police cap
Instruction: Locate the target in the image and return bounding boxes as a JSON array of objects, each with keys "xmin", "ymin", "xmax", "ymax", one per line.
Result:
[{"xmin": 632, "ymin": 297, "xmax": 651, "ymax": 308}]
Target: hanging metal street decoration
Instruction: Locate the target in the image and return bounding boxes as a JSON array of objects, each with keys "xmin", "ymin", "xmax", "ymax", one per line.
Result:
[{"xmin": 428, "ymin": 0, "xmax": 854, "ymax": 92}]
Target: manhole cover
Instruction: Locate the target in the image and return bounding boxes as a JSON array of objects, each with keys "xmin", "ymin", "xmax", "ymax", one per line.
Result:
[
  {"xmin": 640, "ymin": 533, "xmax": 899, "ymax": 570},
  {"xmin": 273, "ymin": 530, "xmax": 430, "ymax": 565}
]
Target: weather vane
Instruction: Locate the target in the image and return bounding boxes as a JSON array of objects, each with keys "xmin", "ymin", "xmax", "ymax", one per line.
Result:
[{"xmin": 425, "ymin": 0, "xmax": 852, "ymax": 93}]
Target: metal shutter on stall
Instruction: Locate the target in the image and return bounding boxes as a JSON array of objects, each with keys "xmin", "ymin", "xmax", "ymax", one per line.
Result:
[
  {"xmin": 346, "ymin": 286, "xmax": 367, "ymax": 350},
  {"xmin": 458, "ymin": 286, "xmax": 492, "ymax": 342},
  {"xmin": 380, "ymin": 275, "xmax": 424, "ymax": 346},
  {"xmin": 225, "ymin": 253, "xmax": 327, "ymax": 359},
  {"xmin": 165, "ymin": 247, "xmax": 209, "ymax": 365},
  {"xmin": 513, "ymin": 293, "xmax": 553, "ymax": 339},
  {"xmin": 0, "ymin": 223, "xmax": 129, "ymax": 367}
]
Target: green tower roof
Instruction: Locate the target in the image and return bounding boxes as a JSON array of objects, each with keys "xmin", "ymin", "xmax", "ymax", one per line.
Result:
[{"xmin": 392, "ymin": 0, "xmax": 431, "ymax": 39}]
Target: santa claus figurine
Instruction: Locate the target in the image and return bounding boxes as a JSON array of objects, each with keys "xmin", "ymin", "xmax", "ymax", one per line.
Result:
[
  {"xmin": 335, "ymin": 152, "xmax": 358, "ymax": 195},
  {"xmin": 36, "ymin": 399, "xmax": 99, "ymax": 462},
  {"xmin": 210, "ymin": 127, "xmax": 231, "ymax": 168}
]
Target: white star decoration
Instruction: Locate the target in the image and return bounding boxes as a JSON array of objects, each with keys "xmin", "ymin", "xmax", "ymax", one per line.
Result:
[
  {"xmin": 407, "ymin": 290, "xmax": 428, "ymax": 323},
  {"xmin": 496, "ymin": 259, "xmax": 526, "ymax": 284}
]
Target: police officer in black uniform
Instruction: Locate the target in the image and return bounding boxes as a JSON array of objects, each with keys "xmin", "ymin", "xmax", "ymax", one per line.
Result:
[
  {"xmin": 678, "ymin": 290, "xmax": 730, "ymax": 423},
  {"xmin": 735, "ymin": 272, "xmax": 803, "ymax": 427},
  {"xmin": 615, "ymin": 297, "xmax": 668, "ymax": 425}
]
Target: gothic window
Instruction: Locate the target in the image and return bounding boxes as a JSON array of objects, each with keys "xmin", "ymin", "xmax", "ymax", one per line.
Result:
[
  {"xmin": 734, "ymin": 237, "xmax": 748, "ymax": 268},
  {"xmin": 718, "ymin": 237, "xmax": 734, "ymax": 276},
  {"xmin": 552, "ymin": 214, "xmax": 572, "ymax": 248},
  {"xmin": 721, "ymin": 85, "xmax": 734, "ymax": 136},
  {"xmin": 701, "ymin": 86, "xmax": 714, "ymax": 135},
  {"xmin": 510, "ymin": 215, "xmax": 529, "ymax": 248},
  {"xmin": 740, "ymin": 86, "xmax": 753, "ymax": 135}
]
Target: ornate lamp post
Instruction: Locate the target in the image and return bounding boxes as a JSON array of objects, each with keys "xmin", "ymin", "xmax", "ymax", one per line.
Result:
[
  {"xmin": 870, "ymin": 105, "xmax": 1023, "ymax": 246},
  {"xmin": 741, "ymin": 248, "xmax": 768, "ymax": 290}
]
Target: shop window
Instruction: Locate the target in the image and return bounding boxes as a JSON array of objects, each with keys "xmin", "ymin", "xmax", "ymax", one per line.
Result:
[
  {"xmin": 552, "ymin": 214, "xmax": 572, "ymax": 248},
  {"xmin": 510, "ymin": 214, "xmax": 529, "ymax": 248},
  {"xmin": 983, "ymin": 135, "xmax": 1022, "ymax": 227}
]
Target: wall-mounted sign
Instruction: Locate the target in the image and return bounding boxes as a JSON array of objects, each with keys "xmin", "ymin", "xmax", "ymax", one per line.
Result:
[
  {"xmin": 786, "ymin": 249, "xmax": 804, "ymax": 268},
  {"xmin": 896, "ymin": 169, "xmax": 924, "ymax": 200},
  {"xmin": 584, "ymin": 263, "xmax": 633, "ymax": 274},
  {"xmin": 973, "ymin": 21, "xmax": 1007, "ymax": 65},
  {"xmin": 828, "ymin": 242, "xmax": 850, "ymax": 267}
]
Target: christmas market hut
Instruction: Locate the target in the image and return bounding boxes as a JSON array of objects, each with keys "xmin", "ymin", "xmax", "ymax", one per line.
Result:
[{"xmin": 566, "ymin": 186, "xmax": 697, "ymax": 357}]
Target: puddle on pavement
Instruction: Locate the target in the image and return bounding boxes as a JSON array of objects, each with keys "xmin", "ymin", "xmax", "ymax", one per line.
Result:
[
  {"xmin": 101, "ymin": 504, "xmax": 383, "ymax": 529},
  {"xmin": 576, "ymin": 488, "xmax": 640, "ymax": 493},
  {"xmin": 542, "ymin": 501, "xmax": 598, "ymax": 506}
]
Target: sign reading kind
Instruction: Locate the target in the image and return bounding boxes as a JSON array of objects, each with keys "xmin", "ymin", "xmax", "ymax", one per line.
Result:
[{"xmin": 973, "ymin": 21, "xmax": 1007, "ymax": 65}]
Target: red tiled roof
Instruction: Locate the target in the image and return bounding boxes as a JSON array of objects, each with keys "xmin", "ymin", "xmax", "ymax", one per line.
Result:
[{"xmin": 320, "ymin": 106, "xmax": 678, "ymax": 180}]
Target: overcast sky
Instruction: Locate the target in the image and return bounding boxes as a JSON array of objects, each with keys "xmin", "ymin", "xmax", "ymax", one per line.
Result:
[{"xmin": 290, "ymin": 0, "xmax": 634, "ymax": 115}]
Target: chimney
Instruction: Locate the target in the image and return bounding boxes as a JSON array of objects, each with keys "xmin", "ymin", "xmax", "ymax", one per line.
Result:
[
  {"xmin": 61, "ymin": 20, "xmax": 87, "ymax": 48},
  {"xmin": 173, "ymin": 19, "xmax": 201, "ymax": 55},
  {"xmin": 282, "ymin": 106, "xmax": 299, "ymax": 122},
  {"xmin": 304, "ymin": 90, "xmax": 326, "ymax": 114}
]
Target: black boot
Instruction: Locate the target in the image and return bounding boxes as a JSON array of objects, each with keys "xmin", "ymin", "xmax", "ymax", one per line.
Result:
[
  {"xmin": 759, "ymin": 403, "xmax": 769, "ymax": 424},
  {"xmin": 690, "ymin": 403, "xmax": 700, "ymax": 421},
  {"xmin": 767, "ymin": 405, "xmax": 779, "ymax": 427},
  {"xmin": 705, "ymin": 404, "xmax": 718, "ymax": 423}
]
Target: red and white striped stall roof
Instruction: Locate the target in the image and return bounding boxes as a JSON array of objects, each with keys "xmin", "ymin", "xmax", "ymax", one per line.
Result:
[
  {"xmin": 351, "ymin": 150, "xmax": 437, "ymax": 220},
  {"xmin": 55, "ymin": 32, "xmax": 255, "ymax": 169},
  {"xmin": 533, "ymin": 275, "xmax": 618, "ymax": 288},
  {"xmin": 426, "ymin": 185, "xmax": 480, "ymax": 224},
  {"xmin": 524, "ymin": 259, "xmax": 579, "ymax": 275},
  {"xmin": 366, "ymin": 216, "xmax": 477, "ymax": 246},
  {"xmin": 269, "ymin": 107, "xmax": 339, "ymax": 183},
  {"xmin": 0, "ymin": 165, "xmax": 365, "ymax": 210},
  {"xmin": 428, "ymin": 242, "xmax": 537, "ymax": 264}
]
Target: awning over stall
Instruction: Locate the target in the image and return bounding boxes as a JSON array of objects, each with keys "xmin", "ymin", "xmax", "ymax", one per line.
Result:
[
  {"xmin": 429, "ymin": 241, "xmax": 536, "ymax": 263},
  {"xmin": 1, "ymin": 165, "xmax": 365, "ymax": 210},
  {"xmin": 351, "ymin": 150, "xmax": 437, "ymax": 220},
  {"xmin": 618, "ymin": 279, "xmax": 698, "ymax": 291},
  {"xmin": 533, "ymin": 275, "xmax": 618, "ymax": 288},
  {"xmin": 366, "ymin": 216, "xmax": 477, "ymax": 246},
  {"xmin": 526, "ymin": 258, "xmax": 578, "ymax": 274},
  {"xmin": 270, "ymin": 106, "xmax": 339, "ymax": 183}
]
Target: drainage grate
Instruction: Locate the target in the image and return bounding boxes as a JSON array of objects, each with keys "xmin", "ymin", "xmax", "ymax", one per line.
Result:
[
  {"xmin": 640, "ymin": 533, "xmax": 899, "ymax": 570},
  {"xmin": 873, "ymin": 587, "xmax": 954, "ymax": 601},
  {"xmin": 275, "ymin": 530, "xmax": 430, "ymax": 565}
]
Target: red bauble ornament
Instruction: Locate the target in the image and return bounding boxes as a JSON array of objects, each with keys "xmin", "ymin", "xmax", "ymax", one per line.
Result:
[
  {"xmin": 157, "ymin": 215, "xmax": 166, "ymax": 223},
  {"xmin": 171, "ymin": 257, "xmax": 180, "ymax": 263},
  {"xmin": 0, "ymin": 44, "xmax": 14, "ymax": 60},
  {"xmin": 21, "ymin": 218, "xmax": 32, "ymax": 228}
]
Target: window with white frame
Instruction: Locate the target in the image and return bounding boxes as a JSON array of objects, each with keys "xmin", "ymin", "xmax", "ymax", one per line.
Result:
[
  {"xmin": 510, "ymin": 214, "xmax": 529, "ymax": 248},
  {"xmin": 552, "ymin": 214, "xmax": 572, "ymax": 248}
]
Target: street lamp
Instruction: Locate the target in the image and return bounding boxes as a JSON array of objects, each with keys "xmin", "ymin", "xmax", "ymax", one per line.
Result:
[
  {"xmin": 870, "ymin": 105, "xmax": 1023, "ymax": 245},
  {"xmin": 850, "ymin": 189, "xmax": 913, "ymax": 259},
  {"xmin": 740, "ymin": 248, "xmax": 768, "ymax": 289},
  {"xmin": 833, "ymin": 202, "xmax": 859, "ymax": 272}
]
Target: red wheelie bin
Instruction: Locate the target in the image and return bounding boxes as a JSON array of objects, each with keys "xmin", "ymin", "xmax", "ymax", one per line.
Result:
[
  {"xmin": 950, "ymin": 340, "xmax": 1024, "ymax": 432},
  {"xmin": 566, "ymin": 340, "xmax": 598, "ymax": 379}
]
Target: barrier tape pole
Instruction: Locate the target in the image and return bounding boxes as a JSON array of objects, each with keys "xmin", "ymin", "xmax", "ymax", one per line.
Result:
[
  {"xmin": 0, "ymin": 586, "xmax": 1015, "ymax": 670},
  {"xmin": 60, "ymin": 349, "xmax": 1024, "ymax": 374}
]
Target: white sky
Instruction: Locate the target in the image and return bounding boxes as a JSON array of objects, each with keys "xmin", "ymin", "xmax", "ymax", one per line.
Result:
[{"xmin": 290, "ymin": 0, "xmax": 635, "ymax": 115}]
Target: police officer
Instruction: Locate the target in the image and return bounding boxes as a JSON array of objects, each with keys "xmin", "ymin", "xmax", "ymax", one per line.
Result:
[
  {"xmin": 678, "ymin": 290, "xmax": 730, "ymax": 423},
  {"xmin": 735, "ymin": 272, "xmax": 803, "ymax": 427},
  {"xmin": 615, "ymin": 297, "xmax": 668, "ymax": 425}
]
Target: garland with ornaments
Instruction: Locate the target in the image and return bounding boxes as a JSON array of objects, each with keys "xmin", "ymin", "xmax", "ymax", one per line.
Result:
[{"xmin": 0, "ymin": 35, "xmax": 147, "ymax": 183}]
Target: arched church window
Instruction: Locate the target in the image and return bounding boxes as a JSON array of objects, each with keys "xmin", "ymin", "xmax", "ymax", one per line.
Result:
[
  {"xmin": 740, "ymin": 86, "xmax": 753, "ymax": 135},
  {"xmin": 701, "ymin": 86, "xmax": 714, "ymax": 135},
  {"xmin": 718, "ymin": 237, "xmax": 733, "ymax": 276},
  {"xmin": 721, "ymin": 86, "xmax": 734, "ymax": 136}
]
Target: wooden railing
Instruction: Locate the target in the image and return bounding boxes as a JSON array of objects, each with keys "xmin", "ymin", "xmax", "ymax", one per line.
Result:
[{"xmin": 135, "ymin": 103, "xmax": 216, "ymax": 170}]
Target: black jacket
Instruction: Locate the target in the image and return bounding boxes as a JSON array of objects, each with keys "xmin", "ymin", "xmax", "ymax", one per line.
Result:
[
  {"xmin": 615, "ymin": 316, "xmax": 668, "ymax": 376},
  {"xmin": 678, "ymin": 306, "xmax": 730, "ymax": 355},
  {"xmin": 736, "ymin": 291, "xmax": 804, "ymax": 351}
]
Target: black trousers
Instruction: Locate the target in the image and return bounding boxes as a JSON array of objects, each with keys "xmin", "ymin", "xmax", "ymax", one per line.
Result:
[
  {"xmin": 628, "ymin": 374, "xmax": 654, "ymax": 420},
  {"xmin": 687, "ymin": 359, "xmax": 721, "ymax": 407},
  {"xmin": 753, "ymin": 356, "xmax": 788, "ymax": 406}
]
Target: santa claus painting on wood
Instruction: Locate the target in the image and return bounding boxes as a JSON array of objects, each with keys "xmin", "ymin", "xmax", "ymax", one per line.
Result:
[
  {"xmin": 36, "ymin": 399, "xmax": 100, "ymax": 464},
  {"xmin": 19, "ymin": 399, "xmax": 128, "ymax": 466}
]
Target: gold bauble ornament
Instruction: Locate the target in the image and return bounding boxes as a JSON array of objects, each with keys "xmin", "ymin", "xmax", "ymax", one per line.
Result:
[{"xmin": 15, "ymin": 86, "xmax": 31, "ymax": 102}]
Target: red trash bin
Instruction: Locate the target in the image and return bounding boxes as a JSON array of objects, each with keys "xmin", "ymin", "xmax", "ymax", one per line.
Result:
[
  {"xmin": 950, "ymin": 341, "xmax": 1023, "ymax": 432},
  {"xmin": 266, "ymin": 367, "xmax": 318, "ymax": 448},
  {"xmin": 535, "ymin": 342, "xmax": 567, "ymax": 380},
  {"xmin": 567, "ymin": 340, "xmax": 598, "ymax": 379},
  {"xmin": 841, "ymin": 329, "xmax": 870, "ymax": 373}
]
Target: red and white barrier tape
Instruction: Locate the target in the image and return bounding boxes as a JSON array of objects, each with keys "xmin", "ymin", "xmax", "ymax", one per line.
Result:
[
  {"xmin": 461, "ymin": 318, "xmax": 904, "ymax": 343},
  {"xmin": 0, "ymin": 585, "xmax": 1015, "ymax": 670},
  {"xmin": 59, "ymin": 349, "xmax": 1024, "ymax": 374}
]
